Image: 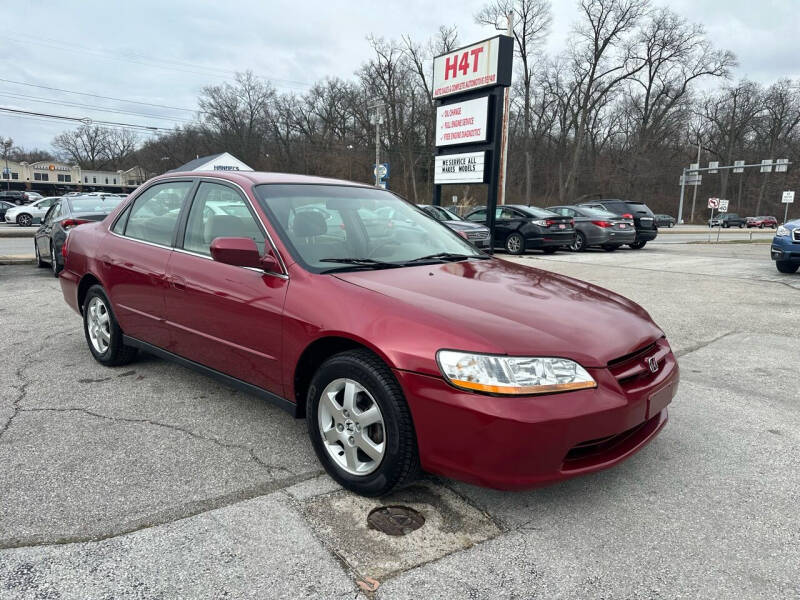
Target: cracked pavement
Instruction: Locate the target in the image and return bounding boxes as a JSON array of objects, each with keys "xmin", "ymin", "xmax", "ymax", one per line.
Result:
[{"xmin": 1, "ymin": 243, "xmax": 799, "ymax": 599}]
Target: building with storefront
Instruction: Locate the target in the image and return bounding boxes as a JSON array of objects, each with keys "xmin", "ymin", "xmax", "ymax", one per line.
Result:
[{"xmin": 0, "ymin": 160, "xmax": 145, "ymax": 194}]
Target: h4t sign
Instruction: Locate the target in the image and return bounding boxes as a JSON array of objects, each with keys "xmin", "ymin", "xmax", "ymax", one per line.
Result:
[{"xmin": 433, "ymin": 36, "xmax": 512, "ymax": 99}]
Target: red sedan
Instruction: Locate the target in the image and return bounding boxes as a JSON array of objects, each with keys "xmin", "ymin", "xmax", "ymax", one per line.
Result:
[{"xmin": 59, "ymin": 171, "xmax": 679, "ymax": 496}]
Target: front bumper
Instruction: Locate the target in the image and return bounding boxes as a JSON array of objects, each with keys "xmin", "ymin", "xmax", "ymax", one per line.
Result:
[
  {"xmin": 771, "ymin": 234, "xmax": 800, "ymax": 263},
  {"xmin": 396, "ymin": 339, "xmax": 679, "ymax": 490}
]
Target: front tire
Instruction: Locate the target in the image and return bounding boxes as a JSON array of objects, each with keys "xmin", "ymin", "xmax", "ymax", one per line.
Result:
[
  {"xmin": 776, "ymin": 261, "xmax": 799, "ymax": 274},
  {"xmin": 629, "ymin": 240, "xmax": 647, "ymax": 249},
  {"xmin": 83, "ymin": 285, "xmax": 138, "ymax": 366},
  {"xmin": 505, "ymin": 232, "xmax": 525, "ymax": 255},
  {"xmin": 307, "ymin": 349, "xmax": 419, "ymax": 496},
  {"xmin": 17, "ymin": 213, "xmax": 32, "ymax": 227}
]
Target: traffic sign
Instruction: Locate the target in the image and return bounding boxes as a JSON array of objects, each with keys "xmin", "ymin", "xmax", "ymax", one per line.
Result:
[
  {"xmin": 782, "ymin": 191, "xmax": 795, "ymax": 203},
  {"xmin": 708, "ymin": 197, "xmax": 720, "ymax": 209},
  {"xmin": 732, "ymin": 160, "xmax": 745, "ymax": 173},
  {"xmin": 718, "ymin": 199, "xmax": 729, "ymax": 212}
]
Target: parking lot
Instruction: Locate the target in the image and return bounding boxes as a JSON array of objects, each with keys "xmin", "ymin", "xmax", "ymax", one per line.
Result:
[{"xmin": 1, "ymin": 241, "xmax": 797, "ymax": 599}]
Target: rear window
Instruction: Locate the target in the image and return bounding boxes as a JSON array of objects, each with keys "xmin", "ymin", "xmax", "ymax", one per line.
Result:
[
  {"xmin": 517, "ymin": 206, "xmax": 558, "ymax": 218},
  {"xmin": 579, "ymin": 207, "xmax": 620, "ymax": 219},
  {"xmin": 68, "ymin": 197, "xmax": 124, "ymax": 213}
]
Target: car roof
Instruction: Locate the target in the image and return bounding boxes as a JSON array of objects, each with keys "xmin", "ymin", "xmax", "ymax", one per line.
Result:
[{"xmin": 151, "ymin": 170, "xmax": 374, "ymax": 189}]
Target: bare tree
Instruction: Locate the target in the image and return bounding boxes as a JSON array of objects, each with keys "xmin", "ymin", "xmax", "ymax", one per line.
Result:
[
  {"xmin": 53, "ymin": 125, "xmax": 110, "ymax": 169},
  {"xmin": 476, "ymin": 0, "xmax": 552, "ymax": 201}
]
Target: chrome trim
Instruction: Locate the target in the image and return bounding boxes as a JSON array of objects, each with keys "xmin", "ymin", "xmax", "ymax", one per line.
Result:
[{"xmin": 106, "ymin": 175, "xmax": 289, "ymax": 278}]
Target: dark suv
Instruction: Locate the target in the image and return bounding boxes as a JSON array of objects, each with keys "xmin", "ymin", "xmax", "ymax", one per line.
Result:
[
  {"xmin": 0, "ymin": 190, "xmax": 30, "ymax": 206},
  {"xmin": 578, "ymin": 199, "xmax": 657, "ymax": 249},
  {"xmin": 709, "ymin": 213, "xmax": 746, "ymax": 228}
]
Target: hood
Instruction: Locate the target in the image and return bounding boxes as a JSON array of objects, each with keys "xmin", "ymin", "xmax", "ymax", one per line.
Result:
[{"xmin": 334, "ymin": 258, "xmax": 663, "ymax": 368}]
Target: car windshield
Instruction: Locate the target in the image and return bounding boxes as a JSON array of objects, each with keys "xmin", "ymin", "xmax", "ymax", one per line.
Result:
[
  {"xmin": 68, "ymin": 196, "xmax": 124, "ymax": 213},
  {"xmin": 255, "ymin": 184, "xmax": 485, "ymax": 272}
]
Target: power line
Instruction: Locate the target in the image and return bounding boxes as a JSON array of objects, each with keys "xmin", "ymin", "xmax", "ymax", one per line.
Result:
[
  {"xmin": 0, "ymin": 92, "xmax": 194, "ymax": 123},
  {"xmin": 0, "ymin": 106, "xmax": 171, "ymax": 133},
  {"xmin": 0, "ymin": 78, "xmax": 197, "ymax": 113},
  {"xmin": 5, "ymin": 36, "xmax": 313, "ymax": 91}
]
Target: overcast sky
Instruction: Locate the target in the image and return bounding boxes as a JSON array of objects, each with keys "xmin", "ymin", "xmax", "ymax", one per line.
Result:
[{"xmin": 4, "ymin": 0, "xmax": 798, "ymax": 153}]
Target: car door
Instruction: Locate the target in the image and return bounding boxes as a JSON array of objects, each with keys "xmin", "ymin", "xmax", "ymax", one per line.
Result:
[
  {"xmin": 163, "ymin": 180, "xmax": 288, "ymax": 396},
  {"xmin": 494, "ymin": 207, "xmax": 523, "ymax": 244},
  {"xmin": 36, "ymin": 200, "xmax": 61, "ymax": 258},
  {"xmin": 102, "ymin": 179, "xmax": 195, "ymax": 349}
]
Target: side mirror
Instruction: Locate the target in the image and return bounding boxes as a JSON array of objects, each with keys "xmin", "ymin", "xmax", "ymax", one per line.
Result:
[
  {"xmin": 259, "ymin": 250, "xmax": 282, "ymax": 273},
  {"xmin": 210, "ymin": 237, "xmax": 262, "ymax": 268}
]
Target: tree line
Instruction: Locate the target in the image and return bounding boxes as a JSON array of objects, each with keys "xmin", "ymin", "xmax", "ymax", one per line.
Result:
[{"xmin": 13, "ymin": 0, "xmax": 800, "ymax": 221}]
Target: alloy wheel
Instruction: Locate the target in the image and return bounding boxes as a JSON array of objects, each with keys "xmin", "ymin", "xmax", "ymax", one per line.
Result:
[
  {"xmin": 18, "ymin": 214, "xmax": 32, "ymax": 227},
  {"xmin": 506, "ymin": 234, "xmax": 523, "ymax": 254},
  {"xmin": 317, "ymin": 378, "xmax": 385, "ymax": 476},
  {"xmin": 86, "ymin": 296, "xmax": 112, "ymax": 354}
]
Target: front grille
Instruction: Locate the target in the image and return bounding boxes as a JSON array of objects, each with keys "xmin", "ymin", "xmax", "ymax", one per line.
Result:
[
  {"xmin": 793, "ymin": 229, "xmax": 800, "ymax": 242},
  {"xmin": 607, "ymin": 340, "xmax": 667, "ymax": 391}
]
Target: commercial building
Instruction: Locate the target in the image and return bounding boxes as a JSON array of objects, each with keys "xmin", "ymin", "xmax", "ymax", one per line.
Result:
[
  {"xmin": 0, "ymin": 159, "xmax": 145, "ymax": 194},
  {"xmin": 171, "ymin": 152, "xmax": 253, "ymax": 172}
]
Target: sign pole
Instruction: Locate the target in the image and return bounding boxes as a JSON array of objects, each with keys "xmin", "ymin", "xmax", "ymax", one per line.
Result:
[
  {"xmin": 677, "ymin": 168, "xmax": 686, "ymax": 224},
  {"xmin": 785, "ymin": 201, "xmax": 789, "ymax": 224},
  {"xmin": 496, "ymin": 13, "xmax": 513, "ymax": 206}
]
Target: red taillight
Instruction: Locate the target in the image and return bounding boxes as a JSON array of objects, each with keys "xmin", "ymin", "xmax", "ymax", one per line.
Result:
[
  {"xmin": 622, "ymin": 213, "xmax": 634, "ymax": 219},
  {"xmin": 591, "ymin": 220, "xmax": 612, "ymax": 228},
  {"xmin": 62, "ymin": 218, "xmax": 90, "ymax": 229}
]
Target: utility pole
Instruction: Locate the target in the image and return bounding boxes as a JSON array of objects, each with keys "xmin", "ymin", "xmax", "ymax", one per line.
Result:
[{"xmin": 496, "ymin": 11, "xmax": 513, "ymax": 206}]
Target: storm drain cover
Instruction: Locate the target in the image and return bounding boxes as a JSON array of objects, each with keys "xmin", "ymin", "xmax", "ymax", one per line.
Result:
[{"xmin": 367, "ymin": 505, "xmax": 425, "ymax": 536}]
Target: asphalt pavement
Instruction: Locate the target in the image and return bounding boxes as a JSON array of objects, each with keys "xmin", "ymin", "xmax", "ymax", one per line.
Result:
[{"xmin": 0, "ymin": 243, "xmax": 798, "ymax": 599}]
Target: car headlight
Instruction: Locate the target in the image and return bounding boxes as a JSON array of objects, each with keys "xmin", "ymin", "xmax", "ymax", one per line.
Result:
[
  {"xmin": 776, "ymin": 225, "xmax": 789, "ymax": 237},
  {"xmin": 436, "ymin": 350, "xmax": 597, "ymax": 395}
]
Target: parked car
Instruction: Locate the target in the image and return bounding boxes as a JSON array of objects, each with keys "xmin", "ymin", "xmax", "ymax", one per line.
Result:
[
  {"xmin": 654, "ymin": 214, "xmax": 676, "ymax": 228},
  {"xmin": 578, "ymin": 199, "xmax": 658, "ymax": 249},
  {"xmin": 709, "ymin": 213, "xmax": 746, "ymax": 228},
  {"xmin": 4, "ymin": 196, "xmax": 61, "ymax": 226},
  {"xmin": 0, "ymin": 200, "xmax": 14, "ymax": 221},
  {"xmin": 417, "ymin": 204, "xmax": 490, "ymax": 248},
  {"xmin": 0, "ymin": 190, "xmax": 31, "ymax": 206},
  {"xmin": 26, "ymin": 191, "xmax": 44, "ymax": 202},
  {"xmin": 464, "ymin": 205, "xmax": 575, "ymax": 254},
  {"xmin": 59, "ymin": 171, "xmax": 678, "ymax": 496},
  {"xmin": 35, "ymin": 195, "xmax": 125, "ymax": 275},
  {"xmin": 771, "ymin": 220, "xmax": 800, "ymax": 273},
  {"xmin": 547, "ymin": 205, "xmax": 636, "ymax": 251},
  {"xmin": 746, "ymin": 216, "xmax": 778, "ymax": 229}
]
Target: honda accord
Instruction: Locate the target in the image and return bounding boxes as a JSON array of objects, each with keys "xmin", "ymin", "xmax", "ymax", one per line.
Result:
[{"xmin": 58, "ymin": 171, "xmax": 679, "ymax": 496}]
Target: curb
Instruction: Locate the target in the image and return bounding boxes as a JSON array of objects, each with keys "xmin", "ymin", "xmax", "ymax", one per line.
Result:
[
  {"xmin": 0, "ymin": 230, "xmax": 37, "ymax": 238},
  {"xmin": 0, "ymin": 255, "xmax": 36, "ymax": 265}
]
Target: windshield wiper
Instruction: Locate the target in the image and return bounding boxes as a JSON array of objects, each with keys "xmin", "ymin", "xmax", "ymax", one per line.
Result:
[
  {"xmin": 318, "ymin": 257, "xmax": 402, "ymax": 273},
  {"xmin": 402, "ymin": 252, "xmax": 485, "ymax": 264}
]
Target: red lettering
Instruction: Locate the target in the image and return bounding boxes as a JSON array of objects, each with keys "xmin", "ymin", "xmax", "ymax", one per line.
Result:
[
  {"xmin": 444, "ymin": 55, "xmax": 458, "ymax": 80},
  {"xmin": 458, "ymin": 52, "xmax": 470, "ymax": 76},
  {"xmin": 470, "ymin": 47, "xmax": 484, "ymax": 72}
]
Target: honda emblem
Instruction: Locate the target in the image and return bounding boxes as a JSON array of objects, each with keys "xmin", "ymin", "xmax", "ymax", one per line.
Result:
[{"xmin": 647, "ymin": 356, "xmax": 659, "ymax": 373}]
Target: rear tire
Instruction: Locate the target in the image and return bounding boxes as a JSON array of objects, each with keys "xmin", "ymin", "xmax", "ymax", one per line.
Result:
[
  {"xmin": 83, "ymin": 285, "xmax": 138, "ymax": 366},
  {"xmin": 776, "ymin": 261, "xmax": 799, "ymax": 274},
  {"xmin": 629, "ymin": 240, "xmax": 647, "ymax": 249},
  {"xmin": 307, "ymin": 349, "xmax": 419, "ymax": 496},
  {"xmin": 505, "ymin": 232, "xmax": 525, "ymax": 255},
  {"xmin": 569, "ymin": 232, "xmax": 586, "ymax": 252}
]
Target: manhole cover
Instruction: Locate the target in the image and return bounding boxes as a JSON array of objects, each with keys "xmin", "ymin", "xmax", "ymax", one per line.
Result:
[{"xmin": 367, "ymin": 505, "xmax": 425, "ymax": 536}]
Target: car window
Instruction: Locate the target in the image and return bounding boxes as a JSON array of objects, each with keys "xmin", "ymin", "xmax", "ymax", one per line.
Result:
[
  {"xmin": 68, "ymin": 196, "xmax": 124, "ymax": 213},
  {"xmin": 467, "ymin": 209, "xmax": 486, "ymax": 222},
  {"xmin": 254, "ymin": 184, "xmax": 482, "ymax": 271},
  {"xmin": 497, "ymin": 208, "xmax": 518, "ymax": 220},
  {"xmin": 124, "ymin": 181, "xmax": 193, "ymax": 246},
  {"xmin": 183, "ymin": 182, "xmax": 265, "ymax": 255},
  {"xmin": 111, "ymin": 205, "xmax": 131, "ymax": 234},
  {"xmin": 43, "ymin": 202, "xmax": 59, "ymax": 225}
]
